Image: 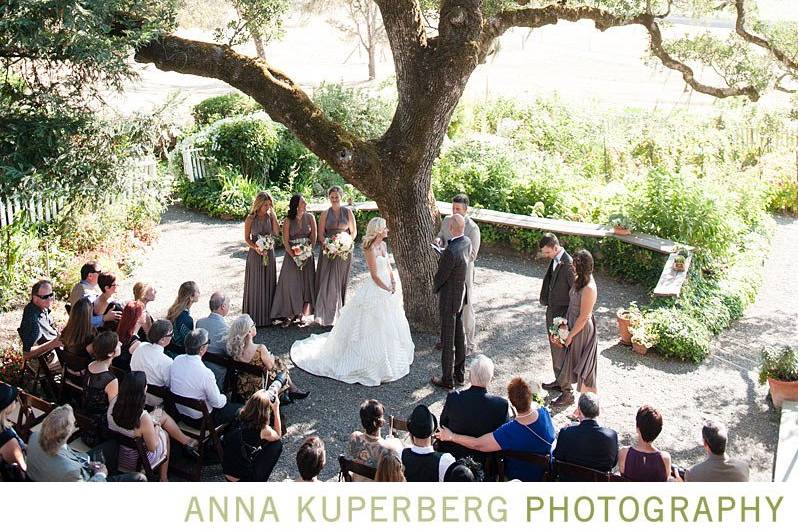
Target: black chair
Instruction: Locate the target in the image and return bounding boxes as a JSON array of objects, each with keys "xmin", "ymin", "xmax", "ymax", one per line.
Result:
[
  {"xmin": 338, "ymin": 454, "xmax": 377, "ymax": 482},
  {"xmin": 203, "ymin": 352, "xmax": 269, "ymax": 402},
  {"xmin": 56, "ymin": 350, "xmax": 89, "ymax": 405},
  {"xmin": 496, "ymin": 450, "xmax": 552, "ymax": 481},
  {"xmin": 14, "ymin": 390, "xmax": 56, "ymax": 443},
  {"xmin": 166, "ymin": 391, "xmax": 228, "ymax": 481},
  {"xmin": 388, "ymin": 415, "xmax": 409, "ymax": 437}
]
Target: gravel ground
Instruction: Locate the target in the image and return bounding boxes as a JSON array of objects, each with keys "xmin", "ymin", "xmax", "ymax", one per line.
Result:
[{"xmin": 3, "ymin": 207, "xmax": 794, "ymax": 481}]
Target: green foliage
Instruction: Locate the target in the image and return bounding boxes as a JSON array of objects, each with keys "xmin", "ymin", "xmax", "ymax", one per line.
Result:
[
  {"xmin": 644, "ymin": 307, "xmax": 712, "ymax": 363},
  {"xmin": 313, "ymin": 82, "xmax": 393, "ymax": 139},
  {"xmin": 759, "ymin": 345, "xmax": 798, "ymax": 384},
  {"xmin": 213, "ymin": 0, "xmax": 290, "ymax": 46},
  {"xmin": 201, "ymin": 115, "xmax": 280, "ymax": 183},
  {"xmin": 192, "ymin": 92, "xmax": 262, "ymax": 128}
]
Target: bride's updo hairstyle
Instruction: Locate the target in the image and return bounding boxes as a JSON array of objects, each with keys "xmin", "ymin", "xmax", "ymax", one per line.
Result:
[
  {"xmin": 227, "ymin": 314, "xmax": 255, "ymax": 360},
  {"xmin": 362, "ymin": 217, "xmax": 386, "ymax": 250}
]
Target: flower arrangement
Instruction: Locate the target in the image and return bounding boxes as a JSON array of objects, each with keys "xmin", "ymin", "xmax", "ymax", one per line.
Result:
[
  {"xmin": 323, "ymin": 232, "xmax": 354, "ymax": 261},
  {"xmin": 255, "ymin": 234, "xmax": 275, "ymax": 266},
  {"xmin": 548, "ymin": 317, "xmax": 569, "ymax": 346},
  {"xmin": 0, "ymin": 345, "xmax": 24, "ymax": 387},
  {"xmin": 290, "ymin": 237, "xmax": 313, "ymax": 270}
]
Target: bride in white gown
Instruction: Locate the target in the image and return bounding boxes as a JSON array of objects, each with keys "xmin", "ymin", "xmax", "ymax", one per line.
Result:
[{"xmin": 290, "ymin": 217, "xmax": 415, "ymax": 386}]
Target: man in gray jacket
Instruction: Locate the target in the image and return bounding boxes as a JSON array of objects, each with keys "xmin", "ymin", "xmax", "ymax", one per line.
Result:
[{"xmin": 434, "ymin": 194, "xmax": 481, "ymax": 354}]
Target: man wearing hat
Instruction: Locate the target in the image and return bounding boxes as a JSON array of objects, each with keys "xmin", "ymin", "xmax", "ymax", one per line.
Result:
[{"xmin": 401, "ymin": 405, "xmax": 456, "ymax": 482}]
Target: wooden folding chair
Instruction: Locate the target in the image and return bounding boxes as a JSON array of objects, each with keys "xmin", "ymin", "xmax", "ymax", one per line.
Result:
[
  {"xmin": 338, "ymin": 454, "xmax": 377, "ymax": 482},
  {"xmin": 56, "ymin": 350, "xmax": 89, "ymax": 405},
  {"xmin": 17, "ymin": 327, "xmax": 61, "ymax": 401},
  {"xmin": 14, "ymin": 390, "xmax": 56, "ymax": 443},
  {"xmin": 106, "ymin": 429, "xmax": 167, "ymax": 482},
  {"xmin": 497, "ymin": 450, "xmax": 552, "ymax": 481},
  {"xmin": 388, "ymin": 415, "xmax": 409, "ymax": 437},
  {"xmin": 551, "ymin": 459, "xmax": 613, "ymax": 482},
  {"xmin": 167, "ymin": 391, "xmax": 228, "ymax": 481}
]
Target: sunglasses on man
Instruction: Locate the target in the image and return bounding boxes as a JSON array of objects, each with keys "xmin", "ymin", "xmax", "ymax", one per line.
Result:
[{"xmin": 36, "ymin": 293, "xmax": 55, "ymax": 300}]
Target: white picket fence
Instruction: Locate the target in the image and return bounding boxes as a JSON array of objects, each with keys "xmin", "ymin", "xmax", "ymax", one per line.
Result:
[
  {"xmin": 0, "ymin": 157, "xmax": 158, "ymax": 228},
  {"xmin": 182, "ymin": 147, "xmax": 211, "ymax": 182}
]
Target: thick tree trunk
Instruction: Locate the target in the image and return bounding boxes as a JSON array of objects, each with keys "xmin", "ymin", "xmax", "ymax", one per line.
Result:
[{"xmin": 377, "ymin": 179, "xmax": 439, "ymax": 331}]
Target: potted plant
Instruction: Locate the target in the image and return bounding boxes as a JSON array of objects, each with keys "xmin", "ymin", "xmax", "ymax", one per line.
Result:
[
  {"xmin": 616, "ymin": 302, "xmax": 641, "ymax": 346},
  {"xmin": 673, "ymin": 255, "xmax": 686, "ymax": 272},
  {"xmin": 608, "ymin": 213, "xmax": 633, "ymax": 236},
  {"xmin": 759, "ymin": 345, "xmax": 798, "ymax": 409},
  {"xmin": 629, "ymin": 320, "xmax": 656, "ymax": 356}
]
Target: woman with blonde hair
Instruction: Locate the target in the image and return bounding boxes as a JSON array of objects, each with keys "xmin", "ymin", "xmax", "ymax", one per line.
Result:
[
  {"xmin": 243, "ymin": 191, "xmax": 280, "ymax": 326},
  {"xmin": 290, "ymin": 216, "xmax": 414, "ymax": 386},
  {"xmin": 314, "ymin": 185, "xmax": 357, "ymax": 326},
  {"xmin": 133, "ymin": 281, "xmax": 157, "ymax": 334},
  {"xmin": 166, "ymin": 281, "xmax": 200, "ymax": 354},
  {"xmin": 374, "ymin": 448, "xmax": 405, "ymax": 482},
  {"xmin": 226, "ymin": 314, "xmax": 308, "ymax": 402}
]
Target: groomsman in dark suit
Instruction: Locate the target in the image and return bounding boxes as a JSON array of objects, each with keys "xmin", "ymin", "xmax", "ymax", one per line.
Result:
[
  {"xmin": 431, "ymin": 214, "xmax": 471, "ymax": 390},
  {"xmin": 538, "ymin": 233, "xmax": 576, "ymax": 406}
]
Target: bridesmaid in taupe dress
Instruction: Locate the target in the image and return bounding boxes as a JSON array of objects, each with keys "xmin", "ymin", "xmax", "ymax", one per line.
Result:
[
  {"xmin": 243, "ymin": 191, "xmax": 280, "ymax": 326},
  {"xmin": 271, "ymin": 194, "xmax": 318, "ymax": 327},
  {"xmin": 314, "ymin": 186, "xmax": 357, "ymax": 326},
  {"xmin": 561, "ymin": 249, "xmax": 599, "ymax": 415}
]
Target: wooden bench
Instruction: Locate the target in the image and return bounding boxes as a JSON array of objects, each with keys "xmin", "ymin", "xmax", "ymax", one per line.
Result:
[
  {"xmin": 774, "ymin": 400, "xmax": 798, "ymax": 482},
  {"xmin": 308, "ymin": 200, "xmax": 693, "ymax": 296}
]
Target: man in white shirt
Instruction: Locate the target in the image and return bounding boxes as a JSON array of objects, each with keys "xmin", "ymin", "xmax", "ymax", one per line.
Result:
[
  {"xmin": 170, "ymin": 328, "xmax": 241, "ymax": 428},
  {"xmin": 130, "ymin": 319, "xmax": 174, "ymax": 406},
  {"xmin": 196, "ymin": 292, "xmax": 231, "ymax": 391}
]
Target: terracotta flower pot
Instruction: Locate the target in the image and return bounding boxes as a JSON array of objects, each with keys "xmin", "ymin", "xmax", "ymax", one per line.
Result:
[
  {"xmin": 613, "ymin": 226, "xmax": 631, "ymax": 236},
  {"xmin": 767, "ymin": 377, "xmax": 798, "ymax": 409},
  {"xmin": 616, "ymin": 310, "xmax": 632, "ymax": 346},
  {"xmin": 673, "ymin": 261, "xmax": 686, "ymax": 272},
  {"xmin": 632, "ymin": 341, "xmax": 648, "ymax": 356}
]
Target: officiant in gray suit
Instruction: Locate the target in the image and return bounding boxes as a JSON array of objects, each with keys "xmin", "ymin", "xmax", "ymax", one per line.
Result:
[{"xmin": 434, "ymin": 194, "xmax": 481, "ymax": 354}]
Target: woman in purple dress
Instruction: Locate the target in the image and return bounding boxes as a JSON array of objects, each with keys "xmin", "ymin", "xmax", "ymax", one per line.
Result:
[{"xmin": 243, "ymin": 191, "xmax": 280, "ymax": 326}]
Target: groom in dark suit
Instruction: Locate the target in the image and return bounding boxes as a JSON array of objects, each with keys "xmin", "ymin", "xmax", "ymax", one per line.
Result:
[
  {"xmin": 431, "ymin": 214, "xmax": 471, "ymax": 390},
  {"xmin": 539, "ymin": 233, "xmax": 576, "ymax": 407}
]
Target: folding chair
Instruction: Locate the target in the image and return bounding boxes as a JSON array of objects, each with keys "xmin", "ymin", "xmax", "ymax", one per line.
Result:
[
  {"xmin": 338, "ymin": 454, "xmax": 377, "ymax": 482},
  {"xmin": 497, "ymin": 450, "xmax": 552, "ymax": 481},
  {"xmin": 167, "ymin": 391, "xmax": 228, "ymax": 481},
  {"xmin": 17, "ymin": 327, "xmax": 60, "ymax": 401},
  {"xmin": 551, "ymin": 459, "xmax": 613, "ymax": 481},
  {"xmin": 14, "ymin": 390, "xmax": 56, "ymax": 443},
  {"xmin": 56, "ymin": 350, "xmax": 89, "ymax": 405},
  {"xmin": 106, "ymin": 429, "xmax": 168, "ymax": 482}
]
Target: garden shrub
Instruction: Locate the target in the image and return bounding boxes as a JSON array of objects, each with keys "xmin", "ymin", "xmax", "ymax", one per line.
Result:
[
  {"xmin": 192, "ymin": 92, "xmax": 261, "ymax": 127},
  {"xmin": 200, "ymin": 114, "xmax": 280, "ymax": 184},
  {"xmin": 644, "ymin": 307, "xmax": 712, "ymax": 363}
]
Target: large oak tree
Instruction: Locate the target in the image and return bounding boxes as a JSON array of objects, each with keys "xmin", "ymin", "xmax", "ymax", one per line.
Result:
[{"xmin": 14, "ymin": 0, "xmax": 793, "ymax": 329}]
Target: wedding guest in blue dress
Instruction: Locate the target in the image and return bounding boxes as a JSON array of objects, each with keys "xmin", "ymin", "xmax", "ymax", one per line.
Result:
[{"xmin": 166, "ymin": 281, "xmax": 200, "ymax": 355}]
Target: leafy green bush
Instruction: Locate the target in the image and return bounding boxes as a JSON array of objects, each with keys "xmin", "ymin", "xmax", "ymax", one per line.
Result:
[
  {"xmin": 759, "ymin": 345, "xmax": 798, "ymax": 384},
  {"xmin": 313, "ymin": 82, "xmax": 393, "ymax": 139},
  {"xmin": 192, "ymin": 92, "xmax": 261, "ymax": 127},
  {"xmin": 199, "ymin": 114, "xmax": 280, "ymax": 184},
  {"xmin": 644, "ymin": 307, "xmax": 712, "ymax": 363}
]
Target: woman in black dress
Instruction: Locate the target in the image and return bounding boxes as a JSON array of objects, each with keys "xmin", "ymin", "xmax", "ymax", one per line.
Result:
[{"xmin": 222, "ymin": 389, "xmax": 283, "ymax": 482}]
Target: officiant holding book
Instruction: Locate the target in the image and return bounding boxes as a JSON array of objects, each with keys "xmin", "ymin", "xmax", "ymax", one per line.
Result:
[{"xmin": 433, "ymin": 194, "xmax": 481, "ymax": 354}]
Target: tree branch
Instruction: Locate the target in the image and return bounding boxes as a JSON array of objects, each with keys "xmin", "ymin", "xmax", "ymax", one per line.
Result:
[
  {"xmin": 734, "ymin": 0, "xmax": 798, "ymax": 72},
  {"xmin": 479, "ymin": 4, "xmax": 760, "ymax": 101},
  {"xmin": 134, "ymin": 35, "xmax": 380, "ymax": 194}
]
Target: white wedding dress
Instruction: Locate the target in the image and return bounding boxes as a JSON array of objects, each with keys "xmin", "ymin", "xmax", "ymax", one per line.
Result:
[{"xmin": 290, "ymin": 245, "xmax": 415, "ymax": 386}]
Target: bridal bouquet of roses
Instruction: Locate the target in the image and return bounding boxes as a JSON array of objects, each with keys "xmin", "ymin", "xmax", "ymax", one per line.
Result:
[
  {"xmin": 255, "ymin": 234, "xmax": 275, "ymax": 266},
  {"xmin": 290, "ymin": 238, "xmax": 313, "ymax": 270},
  {"xmin": 548, "ymin": 317, "xmax": 570, "ymax": 346},
  {"xmin": 323, "ymin": 232, "xmax": 354, "ymax": 261}
]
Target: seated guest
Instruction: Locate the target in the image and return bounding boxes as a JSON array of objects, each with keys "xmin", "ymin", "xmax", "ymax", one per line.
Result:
[
  {"xmin": 347, "ymin": 399, "xmax": 403, "ymax": 481},
  {"xmin": 439, "ymin": 355, "xmax": 510, "ymax": 464},
  {"xmin": 67, "ymin": 261, "xmax": 102, "ymax": 307},
  {"xmin": 226, "ymin": 314, "xmax": 308, "ymax": 402},
  {"xmin": 19, "ymin": 280, "xmax": 63, "ymax": 367},
  {"xmin": 166, "ymin": 281, "xmax": 200, "ymax": 355},
  {"xmin": 82, "ymin": 331, "xmax": 121, "ymax": 446},
  {"xmin": 684, "ymin": 420, "xmax": 749, "ymax": 482},
  {"xmin": 222, "ymin": 389, "xmax": 283, "ymax": 482},
  {"xmin": 107, "ymin": 371, "xmax": 199, "ymax": 481},
  {"xmin": 26, "ymin": 404, "xmax": 146, "ymax": 482},
  {"xmin": 133, "ymin": 281, "xmax": 157, "ymax": 335},
  {"xmin": 130, "ymin": 319, "xmax": 174, "ymax": 405},
  {"xmin": 196, "ymin": 292, "xmax": 231, "ymax": 389},
  {"xmin": 437, "ymin": 377, "xmax": 555, "ymax": 482},
  {"xmin": 553, "ymin": 392, "xmax": 618, "ymax": 477},
  {"xmin": 618, "ymin": 405, "xmax": 671, "ymax": 481},
  {"xmin": 295, "ymin": 435, "xmax": 326, "ymax": 482},
  {"xmin": 374, "ymin": 448, "xmax": 405, "ymax": 482},
  {"xmin": 0, "ymin": 384, "xmax": 26, "ymax": 477},
  {"xmin": 444, "ymin": 459, "xmax": 478, "ymax": 482},
  {"xmin": 402, "ymin": 404, "xmax": 456, "ymax": 482},
  {"xmin": 114, "ymin": 301, "xmax": 147, "ymax": 371},
  {"xmin": 93, "ymin": 272, "xmax": 123, "ymax": 331},
  {"xmin": 59, "ymin": 298, "xmax": 96, "ymax": 374},
  {"xmin": 170, "ymin": 329, "xmax": 241, "ymax": 428}
]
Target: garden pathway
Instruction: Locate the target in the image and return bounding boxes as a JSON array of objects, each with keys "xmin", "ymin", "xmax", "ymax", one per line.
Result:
[{"xmin": 115, "ymin": 208, "xmax": 796, "ymax": 481}]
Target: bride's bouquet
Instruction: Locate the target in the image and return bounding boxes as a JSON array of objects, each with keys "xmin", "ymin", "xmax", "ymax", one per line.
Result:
[
  {"xmin": 289, "ymin": 238, "xmax": 313, "ymax": 270},
  {"xmin": 548, "ymin": 317, "xmax": 570, "ymax": 346},
  {"xmin": 255, "ymin": 234, "xmax": 275, "ymax": 266},
  {"xmin": 323, "ymin": 232, "xmax": 354, "ymax": 261}
]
